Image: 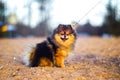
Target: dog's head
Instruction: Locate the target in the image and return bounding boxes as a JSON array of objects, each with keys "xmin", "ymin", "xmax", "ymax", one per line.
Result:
[{"xmin": 53, "ymin": 24, "xmax": 76, "ymax": 47}]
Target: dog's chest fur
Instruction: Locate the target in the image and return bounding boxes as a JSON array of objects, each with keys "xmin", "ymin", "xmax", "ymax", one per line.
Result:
[{"xmin": 47, "ymin": 37, "xmax": 72, "ymax": 57}]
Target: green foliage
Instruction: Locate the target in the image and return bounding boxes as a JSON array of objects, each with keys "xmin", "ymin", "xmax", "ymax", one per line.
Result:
[
  {"xmin": 0, "ymin": 1, "xmax": 5, "ymax": 22},
  {"xmin": 104, "ymin": 0, "xmax": 120, "ymax": 36}
]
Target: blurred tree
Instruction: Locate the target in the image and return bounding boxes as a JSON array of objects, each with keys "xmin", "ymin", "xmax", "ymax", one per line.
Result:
[
  {"xmin": 15, "ymin": 22, "xmax": 32, "ymax": 37},
  {"xmin": 37, "ymin": 0, "xmax": 52, "ymax": 21},
  {"xmin": 0, "ymin": 1, "xmax": 5, "ymax": 22},
  {"xmin": 102, "ymin": 0, "xmax": 120, "ymax": 36},
  {"xmin": 0, "ymin": 1, "xmax": 5, "ymax": 37},
  {"xmin": 1, "ymin": 0, "xmax": 53, "ymax": 37},
  {"xmin": 34, "ymin": 0, "xmax": 52, "ymax": 36},
  {"xmin": 26, "ymin": 0, "xmax": 32, "ymax": 27},
  {"xmin": 33, "ymin": 19, "xmax": 51, "ymax": 36}
]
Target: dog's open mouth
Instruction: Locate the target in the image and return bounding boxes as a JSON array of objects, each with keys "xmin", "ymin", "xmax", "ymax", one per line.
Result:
[{"xmin": 60, "ymin": 35, "xmax": 69, "ymax": 41}]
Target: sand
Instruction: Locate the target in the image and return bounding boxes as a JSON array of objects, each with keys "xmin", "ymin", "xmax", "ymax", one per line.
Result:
[{"xmin": 0, "ymin": 37, "xmax": 120, "ymax": 80}]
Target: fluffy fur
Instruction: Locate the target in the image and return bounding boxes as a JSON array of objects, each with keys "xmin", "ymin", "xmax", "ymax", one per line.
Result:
[{"xmin": 23, "ymin": 24, "xmax": 77, "ymax": 67}]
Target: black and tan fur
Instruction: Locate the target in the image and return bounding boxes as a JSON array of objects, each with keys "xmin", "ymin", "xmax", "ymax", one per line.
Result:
[{"xmin": 23, "ymin": 24, "xmax": 77, "ymax": 67}]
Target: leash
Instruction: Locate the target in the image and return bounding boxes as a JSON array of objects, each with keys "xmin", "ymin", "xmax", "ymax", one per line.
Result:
[{"xmin": 75, "ymin": 0, "xmax": 102, "ymax": 25}]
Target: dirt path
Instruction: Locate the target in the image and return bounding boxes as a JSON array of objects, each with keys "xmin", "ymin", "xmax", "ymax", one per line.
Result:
[{"xmin": 0, "ymin": 37, "xmax": 120, "ymax": 80}]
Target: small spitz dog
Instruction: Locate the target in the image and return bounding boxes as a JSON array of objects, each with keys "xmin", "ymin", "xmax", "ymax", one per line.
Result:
[{"xmin": 23, "ymin": 24, "xmax": 77, "ymax": 67}]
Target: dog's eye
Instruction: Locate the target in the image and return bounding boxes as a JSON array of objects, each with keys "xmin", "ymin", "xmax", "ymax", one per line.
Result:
[
  {"xmin": 60, "ymin": 34, "xmax": 64, "ymax": 35},
  {"xmin": 66, "ymin": 34, "xmax": 70, "ymax": 36}
]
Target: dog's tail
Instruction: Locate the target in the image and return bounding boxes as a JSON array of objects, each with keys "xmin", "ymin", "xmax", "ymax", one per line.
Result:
[{"xmin": 22, "ymin": 44, "xmax": 36, "ymax": 66}]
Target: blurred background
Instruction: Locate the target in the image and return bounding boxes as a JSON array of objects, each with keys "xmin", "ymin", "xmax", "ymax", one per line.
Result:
[{"xmin": 0, "ymin": 0, "xmax": 120, "ymax": 38}]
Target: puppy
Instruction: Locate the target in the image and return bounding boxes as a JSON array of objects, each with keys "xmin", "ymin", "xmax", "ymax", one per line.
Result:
[{"xmin": 23, "ymin": 24, "xmax": 77, "ymax": 67}]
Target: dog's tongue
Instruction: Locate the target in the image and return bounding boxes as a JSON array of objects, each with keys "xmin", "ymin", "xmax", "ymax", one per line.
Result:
[
  {"xmin": 61, "ymin": 35, "xmax": 68, "ymax": 41},
  {"xmin": 61, "ymin": 38, "xmax": 67, "ymax": 41}
]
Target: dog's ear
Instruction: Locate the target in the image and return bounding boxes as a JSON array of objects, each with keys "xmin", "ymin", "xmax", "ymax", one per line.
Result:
[
  {"xmin": 56, "ymin": 24, "xmax": 64, "ymax": 32},
  {"xmin": 58, "ymin": 24, "xmax": 63, "ymax": 28},
  {"xmin": 54, "ymin": 24, "xmax": 63, "ymax": 33},
  {"xmin": 66, "ymin": 25, "xmax": 72, "ymax": 31}
]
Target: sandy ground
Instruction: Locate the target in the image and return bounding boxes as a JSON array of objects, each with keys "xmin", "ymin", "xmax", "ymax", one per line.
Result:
[{"xmin": 0, "ymin": 37, "xmax": 120, "ymax": 80}]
